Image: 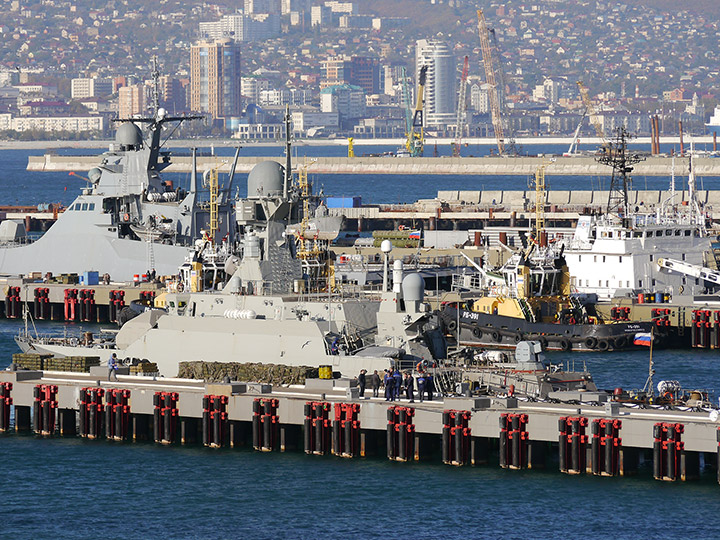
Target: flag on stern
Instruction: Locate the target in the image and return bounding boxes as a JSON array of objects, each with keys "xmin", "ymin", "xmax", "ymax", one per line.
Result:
[{"xmin": 633, "ymin": 332, "xmax": 652, "ymax": 347}]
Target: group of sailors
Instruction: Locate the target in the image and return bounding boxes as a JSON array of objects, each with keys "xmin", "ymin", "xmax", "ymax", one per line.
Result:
[{"xmin": 357, "ymin": 368, "xmax": 435, "ymax": 402}]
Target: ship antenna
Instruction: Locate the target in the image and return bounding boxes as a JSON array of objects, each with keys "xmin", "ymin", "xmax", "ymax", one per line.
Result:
[
  {"xmin": 597, "ymin": 126, "xmax": 644, "ymax": 226},
  {"xmin": 284, "ymin": 104, "xmax": 291, "ymax": 199},
  {"xmin": 151, "ymin": 55, "xmax": 161, "ymax": 119}
]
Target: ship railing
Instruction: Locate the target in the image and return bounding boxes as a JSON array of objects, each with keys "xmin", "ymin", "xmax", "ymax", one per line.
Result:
[
  {"xmin": 450, "ymin": 271, "xmax": 484, "ymax": 293},
  {"xmin": 517, "ymin": 297, "xmax": 536, "ymax": 322}
]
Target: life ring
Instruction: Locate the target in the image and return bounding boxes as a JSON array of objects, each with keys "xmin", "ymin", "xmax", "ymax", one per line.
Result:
[
  {"xmin": 447, "ymin": 320, "xmax": 457, "ymax": 332},
  {"xmin": 558, "ymin": 338, "xmax": 571, "ymax": 352},
  {"xmin": 177, "ymin": 282, "xmax": 184, "ymax": 293},
  {"xmin": 491, "ymin": 330, "xmax": 501, "ymax": 343},
  {"xmin": 123, "ymin": 213, "xmax": 130, "ymax": 222},
  {"xmin": 584, "ymin": 336, "xmax": 598, "ymax": 349},
  {"xmin": 471, "ymin": 326, "xmax": 482, "ymax": 339},
  {"xmin": 614, "ymin": 336, "xmax": 626, "ymax": 349},
  {"xmin": 597, "ymin": 339, "xmax": 609, "ymax": 351}
]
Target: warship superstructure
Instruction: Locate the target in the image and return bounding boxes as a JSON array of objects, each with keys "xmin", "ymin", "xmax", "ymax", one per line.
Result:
[{"xmin": 0, "ymin": 64, "xmax": 235, "ymax": 281}]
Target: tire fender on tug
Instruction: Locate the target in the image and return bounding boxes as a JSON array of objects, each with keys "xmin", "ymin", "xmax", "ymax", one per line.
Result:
[
  {"xmin": 584, "ymin": 336, "xmax": 598, "ymax": 350},
  {"xmin": 558, "ymin": 337, "xmax": 571, "ymax": 351},
  {"xmin": 597, "ymin": 339, "xmax": 609, "ymax": 351}
]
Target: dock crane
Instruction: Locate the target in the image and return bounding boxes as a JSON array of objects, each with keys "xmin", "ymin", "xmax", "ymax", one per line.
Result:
[
  {"xmin": 404, "ymin": 65, "xmax": 427, "ymax": 157},
  {"xmin": 477, "ymin": 9, "xmax": 505, "ymax": 155},
  {"xmin": 400, "ymin": 67, "xmax": 413, "ymax": 155},
  {"xmin": 452, "ymin": 56, "xmax": 470, "ymax": 158},
  {"xmin": 577, "ymin": 81, "xmax": 606, "ymax": 147}
]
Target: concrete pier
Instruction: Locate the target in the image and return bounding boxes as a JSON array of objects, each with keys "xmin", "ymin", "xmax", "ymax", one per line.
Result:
[
  {"xmin": 1, "ymin": 368, "xmax": 718, "ymax": 484},
  {"xmin": 27, "ymin": 154, "xmax": 720, "ymax": 177},
  {"xmin": 0, "ymin": 278, "xmax": 162, "ymax": 324}
]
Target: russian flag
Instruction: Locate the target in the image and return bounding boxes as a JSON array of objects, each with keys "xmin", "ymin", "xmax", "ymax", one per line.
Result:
[
  {"xmin": 408, "ymin": 230, "xmax": 421, "ymax": 240},
  {"xmin": 633, "ymin": 332, "xmax": 653, "ymax": 347}
]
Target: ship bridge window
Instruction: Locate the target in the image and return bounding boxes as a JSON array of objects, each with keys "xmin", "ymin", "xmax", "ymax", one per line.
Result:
[
  {"xmin": 81, "ymin": 203, "xmax": 88, "ymax": 211},
  {"xmin": 88, "ymin": 203, "xmax": 95, "ymax": 211},
  {"xmin": 647, "ymin": 231, "xmax": 654, "ymax": 237},
  {"xmin": 674, "ymin": 230, "xmax": 681, "ymax": 236},
  {"xmin": 684, "ymin": 230, "xmax": 691, "ymax": 236},
  {"xmin": 633, "ymin": 231, "xmax": 642, "ymax": 238}
]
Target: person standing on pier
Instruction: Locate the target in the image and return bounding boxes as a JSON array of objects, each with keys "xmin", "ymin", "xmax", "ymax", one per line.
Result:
[
  {"xmin": 371, "ymin": 370, "xmax": 381, "ymax": 398},
  {"xmin": 417, "ymin": 373, "xmax": 426, "ymax": 403},
  {"xmin": 358, "ymin": 369, "xmax": 367, "ymax": 398},
  {"xmin": 392, "ymin": 369, "xmax": 402, "ymax": 401},
  {"xmin": 108, "ymin": 353, "xmax": 119, "ymax": 382},
  {"xmin": 426, "ymin": 373, "xmax": 435, "ymax": 401},
  {"xmin": 404, "ymin": 372, "xmax": 415, "ymax": 403},
  {"xmin": 384, "ymin": 370, "xmax": 395, "ymax": 401}
]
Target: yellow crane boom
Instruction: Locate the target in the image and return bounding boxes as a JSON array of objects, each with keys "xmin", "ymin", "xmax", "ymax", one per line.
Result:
[{"xmin": 477, "ymin": 9, "xmax": 504, "ymax": 155}]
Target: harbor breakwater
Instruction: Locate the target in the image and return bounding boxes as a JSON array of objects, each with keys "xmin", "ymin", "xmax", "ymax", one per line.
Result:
[{"xmin": 27, "ymin": 154, "xmax": 720, "ymax": 177}]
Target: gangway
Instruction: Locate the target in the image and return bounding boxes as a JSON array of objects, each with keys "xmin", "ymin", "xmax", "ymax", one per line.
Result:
[{"xmin": 657, "ymin": 258, "xmax": 720, "ymax": 287}]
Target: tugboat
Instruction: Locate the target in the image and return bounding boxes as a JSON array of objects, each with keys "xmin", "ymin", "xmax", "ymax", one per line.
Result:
[
  {"xmin": 439, "ymin": 159, "xmax": 656, "ymax": 352},
  {"xmin": 440, "ymin": 238, "xmax": 654, "ymax": 351},
  {"xmin": 0, "ymin": 59, "xmax": 235, "ymax": 281}
]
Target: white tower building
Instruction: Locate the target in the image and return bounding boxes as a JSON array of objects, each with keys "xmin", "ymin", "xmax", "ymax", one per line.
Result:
[{"xmin": 415, "ymin": 39, "xmax": 455, "ymax": 128}]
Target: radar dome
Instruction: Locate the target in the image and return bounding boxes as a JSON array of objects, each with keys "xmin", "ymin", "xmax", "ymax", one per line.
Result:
[
  {"xmin": 247, "ymin": 161, "xmax": 284, "ymax": 198},
  {"xmin": 401, "ymin": 273, "xmax": 424, "ymax": 303},
  {"xmin": 115, "ymin": 123, "xmax": 143, "ymax": 147},
  {"xmin": 88, "ymin": 168, "xmax": 102, "ymax": 183}
]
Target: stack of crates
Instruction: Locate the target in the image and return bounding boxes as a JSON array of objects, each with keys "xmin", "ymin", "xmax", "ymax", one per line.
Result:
[
  {"xmin": 44, "ymin": 356, "xmax": 100, "ymax": 373},
  {"xmin": 58, "ymin": 273, "xmax": 79, "ymax": 285},
  {"xmin": 12, "ymin": 353, "xmax": 52, "ymax": 371},
  {"xmin": 130, "ymin": 362, "xmax": 159, "ymax": 376}
]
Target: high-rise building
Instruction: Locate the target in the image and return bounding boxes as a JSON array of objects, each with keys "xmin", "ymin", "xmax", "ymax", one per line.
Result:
[
  {"xmin": 349, "ymin": 57, "xmax": 381, "ymax": 95},
  {"xmin": 118, "ymin": 84, "xmax": 147, "ymax": 118},
  {"xmin": 322, "ymin": 56, "xmax": 381, "ymax": 94},
  {"xmin": 159, "ymin": 76, "xmax": 186, "ymax": 114},
  {"xmin": 190, "ymin": 39, "xmax": 242, "ymax": 121},
  {"xmin": 415, "ymin": 39, "xmax": 455, "ymax": 128},
  {"xmin": 71, "ymin": 77, "xmax": 113, "ymax": 99}
]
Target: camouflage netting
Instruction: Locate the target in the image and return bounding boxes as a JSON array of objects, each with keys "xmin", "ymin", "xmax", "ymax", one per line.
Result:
[{"xmin": 177, "ymin": 361, "xmax": 320, "ymax": 385}]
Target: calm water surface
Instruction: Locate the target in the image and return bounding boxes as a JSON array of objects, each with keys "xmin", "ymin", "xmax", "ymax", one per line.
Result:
[{"xmin": 1, "ymin": 146, "xmax": 720, "ymax": 538}]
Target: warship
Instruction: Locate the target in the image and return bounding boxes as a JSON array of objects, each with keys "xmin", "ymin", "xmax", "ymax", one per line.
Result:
[
  {"xmin": 0, "ymin": 62, "xmax": 235, "ymax": 281},
  {"xmin": 16, "ymin": 131, "xmax": 448, "ymax": 378}
]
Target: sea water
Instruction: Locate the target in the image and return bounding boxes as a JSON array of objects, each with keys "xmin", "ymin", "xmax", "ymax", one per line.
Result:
[{"xmin": 1, "ymin": 146, "xmax": 720, "ymax": 538}]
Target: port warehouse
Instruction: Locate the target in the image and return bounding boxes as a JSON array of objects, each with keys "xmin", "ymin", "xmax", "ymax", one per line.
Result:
[{"xmin": 1, "ymin": 370, "xmax": 719, "ymax": 483}]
